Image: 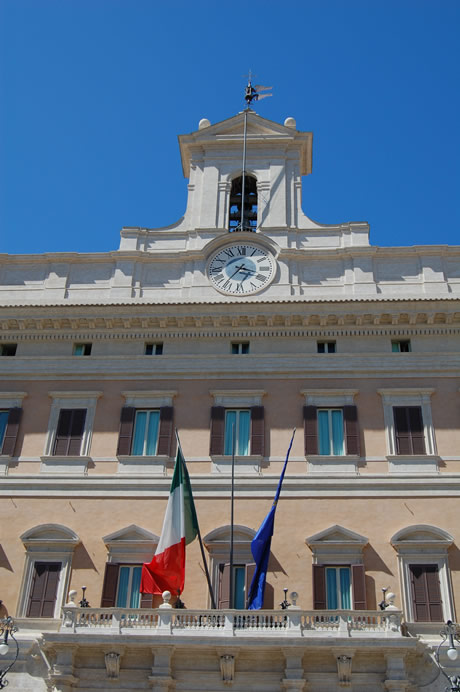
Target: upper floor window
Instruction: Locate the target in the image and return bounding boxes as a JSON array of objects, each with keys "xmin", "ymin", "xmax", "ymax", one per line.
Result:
[
  {"xmin": 317, "ymin": 341, "xmax": 336, "ymax": 354},
  {"xmin": 117, "ymin": 406, "xmax": 173, "ymax": 457},
  {"xmin": 224, "ymin": 409, "xmax": 251, "ymax": 456},
  {"xmin": 392, "ymin": 340, "xmax": 411, "ymax": 353},
  {"xmin": 53, "ymin": 408, "xmax": 87, "ymax": 456},
  {"xmin": 145, "ymin": 343, "xmax": 163, "ymax": 355},
  {"xmin": 0, "ymin": 343, "xmax": 17, "ymax": 356},
  {"xmin": 378, "ymin": 388, "xmax": 436, "ymax": 458},
  {"xmin": 73, "ymin": 343, "xmax": 92, "ymax": 356},
  {"xmin": 231, "ymin": 342, "xmax": 249, "ymax": 354},
  {"xmin": 228, "ymin": 175, "xmax": 258, "ymax": 231},
  {"xmin": 210, "ymin": 404, "xmax": 264, "ymax": 459},
  {"xmin": 393, "ymin": 406, "xmax": 425, "ymax": 455},
  {"xmin": 304, "ymin": 405, "xmax": 360, "ymax": 456},
  {"xmin": 317, "ymin": 409, "xmax": 345, "ymax": 455},
  {"xmin": 0, "ymin": 408, "xmax": 22, "ymax": 456},
  {"xmin": 132, "ymin": 410, "xmax": 161, "ymax": 456}
]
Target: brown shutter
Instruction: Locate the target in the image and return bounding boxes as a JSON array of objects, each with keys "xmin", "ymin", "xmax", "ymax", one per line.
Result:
[
  {"xmin": 68, "ymin": 409, "xmax": 87, "ymax": 455},
  {"xmin": 53, "ymin": 409, "xmax": 73, "ymax": 456},
  {"xmin": 312, "ymin": 565, "xmax": 326, "ymax": 609},
  {"xmin": 27, "ymin": 562, "xmax": 61, "ymax": 618},
  {"xmin": 210, "ymin": 406, "xmax": 225, "ymax": 456},
  {"xmin": 408, "ymin": 406, "xmax": 426, "ymax": 455},
  {"xmin": 116, "ymin": 406, "xmax": 135, "ymax": 455},
  {"xmin": 351, "ymin": 564, "xmax": 367, "ymax": 610},
  {"xmin": 100, "ymin": 563, "xmax": 120, "ymax": 607},
  {"xmin": 1, "ymin": 407, "xmax": 22, "ymax": 456},
  {"xmin": 343, "ymin": 405, "xmax": 360, "ymax": 456},
  {"xmin": 245, "ymin": 562, "xmax": 256, "ymax": 608},
  {"xmin": 140, "ymin": 592, "xmax": 153, "ymax": 608},
  {"xmin": 393, "ymin": 407, "xmax": 412, "ymax": 455},
  {"xmin": 410, "ymin": 564, "xmax": 443, "ymax": 622},
  {"xmin": 157, "ymin": 406, "xmax": 173, "ymax": 456},
  {"xmin": 250, "ymin": 406, "xmax": 265, "ymax": 456},
  {"xmin": 304, "ymin": 406, "xmax": 318, "ymax": 455},
  {"xmin": 218, "ymin": 563, "xmax": 231, "ymax": 609}
]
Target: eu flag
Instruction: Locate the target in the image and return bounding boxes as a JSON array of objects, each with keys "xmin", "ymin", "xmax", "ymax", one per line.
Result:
[{"xmin": 247, "ymin": 430, "xmax": 296, "ymax": 610}]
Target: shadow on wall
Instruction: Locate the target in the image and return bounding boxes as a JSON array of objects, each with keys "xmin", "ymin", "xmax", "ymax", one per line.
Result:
[{"xmin": 72, "ymin": 543, "xmax": 98, "ymax": 572}]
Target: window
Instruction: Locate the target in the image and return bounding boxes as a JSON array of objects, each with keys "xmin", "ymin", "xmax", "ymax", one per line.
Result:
[
  {"xmin": 218, "ymin": 563, "xmax": 255, "ymax": 609},
  {"xmin": 231, "ymin": 342, "xmax": 249, "ymax": 355},
  {"xmin": 224, "ymin": 409, "xmax": 250, "ymax": 455},
  {"xmin": 391, "ymin": 525, "xmax": 455, "ymax": 625},
  {"xmin": 0, "ymin": 344, "xmax": 17, "ymax": 356},
  {"xmin": 117, "ymin": 406, "xmax": 172, "ymax": 457},
  {"xmin": 228, "ymin": 175, "xmax": 258, "ymax": 231},
  {"xmin": 317, "ymin": 341, "xmax": 336, "ymax": 354},
  {"xmin": 53, "ymin": 408, "xmax": 87, "ymax": 456},
  {"xmin": 393, "ymin": 406, "xmax": 425, "ymax": 455},
  {"xmin": 392, "ymin": 340, "xmax": 411, "ymax": 353},
  {"xmin": 73, "ymin": 343, "xmax": 92, "ymax": 356},
  {"xmin": 102, "ymin": 525, "xmax": 159, "ymax": 609},
  {"xmin": 145, "ymin": 343, "xmax": 163, "ymax": 355},
  {"xmin": 307, "ymin": 525, "xmax": 368, "ymax": 611},
  {"xmin": 18, "ymin": 524, "xmax": 79, "ymax": 619},
  {"xmin": 0, "ymin": 407, "xmax": 22, "ymax": 456},
  {"xmin": 378, "ymin": 389, "xmax": 436, "ymax": 460},
  {"xmin": 304, "ymin": 406, "xmax": 359, "ymax": 456}
]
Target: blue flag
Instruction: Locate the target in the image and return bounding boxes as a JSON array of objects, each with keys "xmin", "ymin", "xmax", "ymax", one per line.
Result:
[{"xmin": 247, "ymin": 430, "xmax": 296, "ymax": 610}]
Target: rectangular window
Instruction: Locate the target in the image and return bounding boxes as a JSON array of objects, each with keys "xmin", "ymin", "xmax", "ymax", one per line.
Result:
[
  {"xmin": 0, "ymin": 411, "xmax": 8, "ymax": 448},
  {"xmin": 73, "ymin": 343, "xmax": 92, "ymax": 356},
  {"xmin": 26, "ymin": 562, "xmax": 61, "ymax": 618},
  {"xmin": 231, "ymin": 342, "xmax": 249, "ymax": 354},
  {"xmin": 392, "ymin": 340, "xmax": 411, "ymax": 353},
  {"xmin": 326, "ymin": 567, "xmax": 352, "ymax": 609},
  {"xmin": 132, "ymin": 410, "xmax": 160, "ymax": 456},
  {"xmin": 318, "ymin": 409, "xmax": 344, "ymax": 455},
  {"xmin": 317, "ymin": 341, "xmax": 336, "ymax": 354},
  {"xmin": 0, "ymin": 343, "xmax": 17, "ymax": 356},
  {"xmin": 53, "ymin": 408, "xmax": 87, "ymax": 456},
  {"xmin": 224, "ymin": 410, "xmax": 251, "ymax": 456},
  {"xmin": 145, "ymin": 343, "xmax": 163, "ymax": 355},
  {"xmin": 218, "ymin": 562, "xmax": 257, "ymax": 609},
  {"xmin": 115, "ymin": 565, "xmax": 142, "ymax": 608},
  {"xmin": 393, "ymin": 406, "xmax": 426, "ymax": 455},
  {"xmin": 409, "ymin": 564, "xmax": 443, "ymax": 622}
]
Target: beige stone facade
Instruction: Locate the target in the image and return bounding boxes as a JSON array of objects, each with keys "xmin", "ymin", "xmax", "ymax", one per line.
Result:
[{"xmin": 0, "ymin": 111, "xmax": 459, "ymax": 690}]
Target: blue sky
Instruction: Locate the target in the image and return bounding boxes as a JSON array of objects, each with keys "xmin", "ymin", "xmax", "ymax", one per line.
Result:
[{"xmin": 1, "ymin": 0, "xmax": 459, "ymax": 255}]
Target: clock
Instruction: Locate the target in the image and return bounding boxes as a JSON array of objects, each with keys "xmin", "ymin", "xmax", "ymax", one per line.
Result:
[{"xmin": 207, "ymin": 243, "xmax": 276, "ymax": 296}]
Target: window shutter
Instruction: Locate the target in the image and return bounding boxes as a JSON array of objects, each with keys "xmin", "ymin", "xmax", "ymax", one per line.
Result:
[
  {"xmin": 157, "ymin": 406, "xmax": 173, "ymax": 456},
  {"xmin": 1, "ymin": 407, "xmax": 22, "ymax": 456},
  {"xmin": 304, "ymin": 406, "xmax": 318, "ymax": 455},
  {"xmin": 68, "ymin": 409, "xmax": 87, "ymax": 455},
  {"xmin": 27, "ymin": 562, "xmax": 61, "ymax": 618},
  {"xmin": 312, "ymin": 565, "xmax": 326, "ymax": 609},
  {"xmin": 408, "ymin": 406, "xmax": 426, "ymax": 455},
  {"xmin": 140, "ymin": 592, "xmax": 153, "ymax": 608},
  {"xmin": 250, "ymin": 406, "xmax": 265, "ymax": 456},
  {"xmin": 245, "ymin": 563, "xmax": 256, "ymax": 609},
  {"xmin": 425, "ymin": 565, "xmax": 443, "ymax": 622},
  {"xmin": 393, "ymin": 407, "xmax": 412, "ymax": 455},
  {"xmin": 410, "ymin": 564, "xmax": 443, "ymax": 622},
  {"xmin": 218, "ymin": 563, "xmax": 231, "ymax": 609},
  {"xmin": 210, "ymin": 407, "xmax": 225, "ymax": 456},
  {"xmin": 100, "ymin": 563, "xmax": 120, "ymax": 607},
  {"xmin": 343, "ymin": 406, "xmax": 360, "ymax": 456},
  {"xmin": 116, "ymin": 406, "xmax": 135, "ymax": 455},
  {"xmin": 351, "ymin": 564, "xmax": 367, "ymax": 610}
]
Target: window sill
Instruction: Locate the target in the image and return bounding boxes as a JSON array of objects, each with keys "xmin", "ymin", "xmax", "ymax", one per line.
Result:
[
  {"xmin": 387, "ymin": 455, "xmax": 439, "ymax": 473},
  {"xmin": 211, "ymin": 455, "xmax": 263, "ymax": 475},
  {"xmin": 40, "ymin": 456, "xmax": 90, "ymax": 474},
  {"xmin": 307, "ymin": 455, "xmax": 359, "ymax": 474},
  {"xmin": 117, "ymin": 455, "xmax": 169, "ymax": 475}
]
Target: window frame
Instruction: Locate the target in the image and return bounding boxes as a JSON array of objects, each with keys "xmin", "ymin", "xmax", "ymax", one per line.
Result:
[
  {"xmin": 132, "ymin": 409, "xmax": 161, "ymax": 456},
  {"xmin": 145, "ymin": 343, "xmax": 163, "ymax": 355},
  {"xmin": 44, "ymin": 391, "xmax": 102, "ymax": 458},
  {"xmin": 0, "ymin": 343, "xmax": 17, "ymax": 356},
  {"xmin": 391, "ymin": 340, "xmax": 411, "ymax": 353},
  {"xmin": 317, "ymin": 408, "xmax": 345, "ymax": 456},
  {"xmin": 0, "ymin": 393, "xmax": 26, "ymax": 468},
  {"xmin": 231, "ymin": 342, "xmax": 250, "ymax": 355},
  {"xmin": 378, "ymin": 388, "xmax": 437, "ymax": 459},
  {"xmin": 73, "ymin": 343, "xmax": 92, "ymax": 356},
  {"xmin": 317, "ymin": 341, "xmax": 336, "ymax": 354}
]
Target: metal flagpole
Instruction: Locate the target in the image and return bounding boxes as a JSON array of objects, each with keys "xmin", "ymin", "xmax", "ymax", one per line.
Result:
[
  {"xmin": 229, "ymin": 422, "xmax": 236, "ymax": 609},
  {"xmin": 175, "ymin": 430, "xmax": 217, "ymax": 609}
]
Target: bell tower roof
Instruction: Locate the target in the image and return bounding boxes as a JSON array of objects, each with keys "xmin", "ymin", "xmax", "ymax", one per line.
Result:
[{"xmin": 178, "ymin": 110, "xmax": 313, "ymax": 179}]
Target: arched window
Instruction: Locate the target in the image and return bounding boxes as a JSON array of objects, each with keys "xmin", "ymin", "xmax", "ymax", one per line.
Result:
[{"xmin": 228, "ymin": 175, "xmax": 258, "ymax": 231}]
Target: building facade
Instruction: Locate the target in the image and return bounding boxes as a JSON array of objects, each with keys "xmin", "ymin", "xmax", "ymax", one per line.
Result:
[{"xmin": 0, "ymin": 110, "xmax": 459, "ymax": 691}]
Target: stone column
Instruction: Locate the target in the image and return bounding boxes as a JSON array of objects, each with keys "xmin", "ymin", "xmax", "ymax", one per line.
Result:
[
  {"xmin": 148, "ymin": 645, "xmax": 175, "ymax": 692},
  {"xmin": 281, "ymin": 647, "xmax": 307, "ymax": 692},
  {"xmin": 47, "ymin": 644, "xmax": 78, "ymax": 692}
]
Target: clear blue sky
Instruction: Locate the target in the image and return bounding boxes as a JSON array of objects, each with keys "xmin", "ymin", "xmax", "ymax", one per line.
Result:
[{"xmin": 1, "ymin": 0, "xmax": 459, "ymax": 255}]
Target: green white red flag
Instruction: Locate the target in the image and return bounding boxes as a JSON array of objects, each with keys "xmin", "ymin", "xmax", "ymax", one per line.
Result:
[{"xmin": 140, "ymin": 447, "xmax": 198, "ymax": 595}]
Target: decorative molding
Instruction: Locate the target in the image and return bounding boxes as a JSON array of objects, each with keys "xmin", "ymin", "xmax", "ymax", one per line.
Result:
[
  {"xmin": 219, "ymin": 654, "xmax": 235, "ymax": 684},
  {"xmin": 121, "ymin": 391, "xmax": 177, "ymax": 407},
  {"xmin": 210, "ymin": 389, "xmax": 266, "ymax": 406},
  {"xmin": 301, "ymin": 389, "xmax": 358, "ymax": 406},
  {"xmin": 104, "ymin": 652, "xmax": 122, "ymax": 679}
]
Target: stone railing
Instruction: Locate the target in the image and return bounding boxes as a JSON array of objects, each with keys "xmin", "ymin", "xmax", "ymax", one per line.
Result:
[{"xmin": 61, "ymin": 607, "xmax": 403, "ymax": 638}]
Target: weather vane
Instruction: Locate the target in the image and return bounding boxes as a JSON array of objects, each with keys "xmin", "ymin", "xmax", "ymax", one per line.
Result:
[{"xmin": 243, "ymin": 71, "xmax": 272, "ymax": 109}]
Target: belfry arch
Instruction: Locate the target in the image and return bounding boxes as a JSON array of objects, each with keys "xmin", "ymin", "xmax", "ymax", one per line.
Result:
[{"xmin": 228, "ymin": 174, "xmax": 258, "ymax": 231}]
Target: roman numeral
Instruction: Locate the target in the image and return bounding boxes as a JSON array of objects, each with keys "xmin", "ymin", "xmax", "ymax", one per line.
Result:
[
  {"xmin": 259, "ymin": 266, "xmax": 270, "ymax": 271},
  {"xmin": 237, "ymin": 247, "xmax": 246, "ymax": 255},
  {"xmin": 235, "ymin": 283, "xmax": 243, "ymax": 293},
  {"xmin": 223, "ymin": 249, "xmax": 234, "ymax": 258},
  {"xmin": 210, "ymin": 266, "xmax": 223, "ymax": 273},
  {"xmin": 214, "ymin": 273, "xmax": 224, "ymax": 283},
  {"xmin": 255, "ymin": 273, "xmax": 267, "ymax": 282}
]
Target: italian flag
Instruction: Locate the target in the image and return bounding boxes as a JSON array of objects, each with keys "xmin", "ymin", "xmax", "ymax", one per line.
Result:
[{"xmin": 140, "ymin": 447, "xmax": 198, "ymax": 595}]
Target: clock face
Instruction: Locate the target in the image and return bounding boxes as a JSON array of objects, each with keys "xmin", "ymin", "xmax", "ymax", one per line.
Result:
[{"xmin": 207, "ymin": 243, "xmax": 276, "ymax": 296}]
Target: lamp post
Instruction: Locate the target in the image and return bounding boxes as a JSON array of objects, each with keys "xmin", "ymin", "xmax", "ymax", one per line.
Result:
[
  {"xmin": 435, "ymin": 620, "xmax": 460, "ymax": 692},
  {"xmin": 0, "ymin": 617, "xmax": 19, "ymax": 689}
]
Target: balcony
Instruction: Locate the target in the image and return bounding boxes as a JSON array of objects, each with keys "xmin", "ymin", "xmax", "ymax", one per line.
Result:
[{"xmin": 61, "ymin": 606, "xmax": 403, "ymax": 639}]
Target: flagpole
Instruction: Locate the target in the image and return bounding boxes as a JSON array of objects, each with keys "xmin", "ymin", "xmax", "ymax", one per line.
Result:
[
  {"xmin": 229, "ymin": 422, "xmax": 236, "ymax": 609},
  {"xmin": 175, "ymin": 430, "xmax": 217, "ymax": 610}
]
